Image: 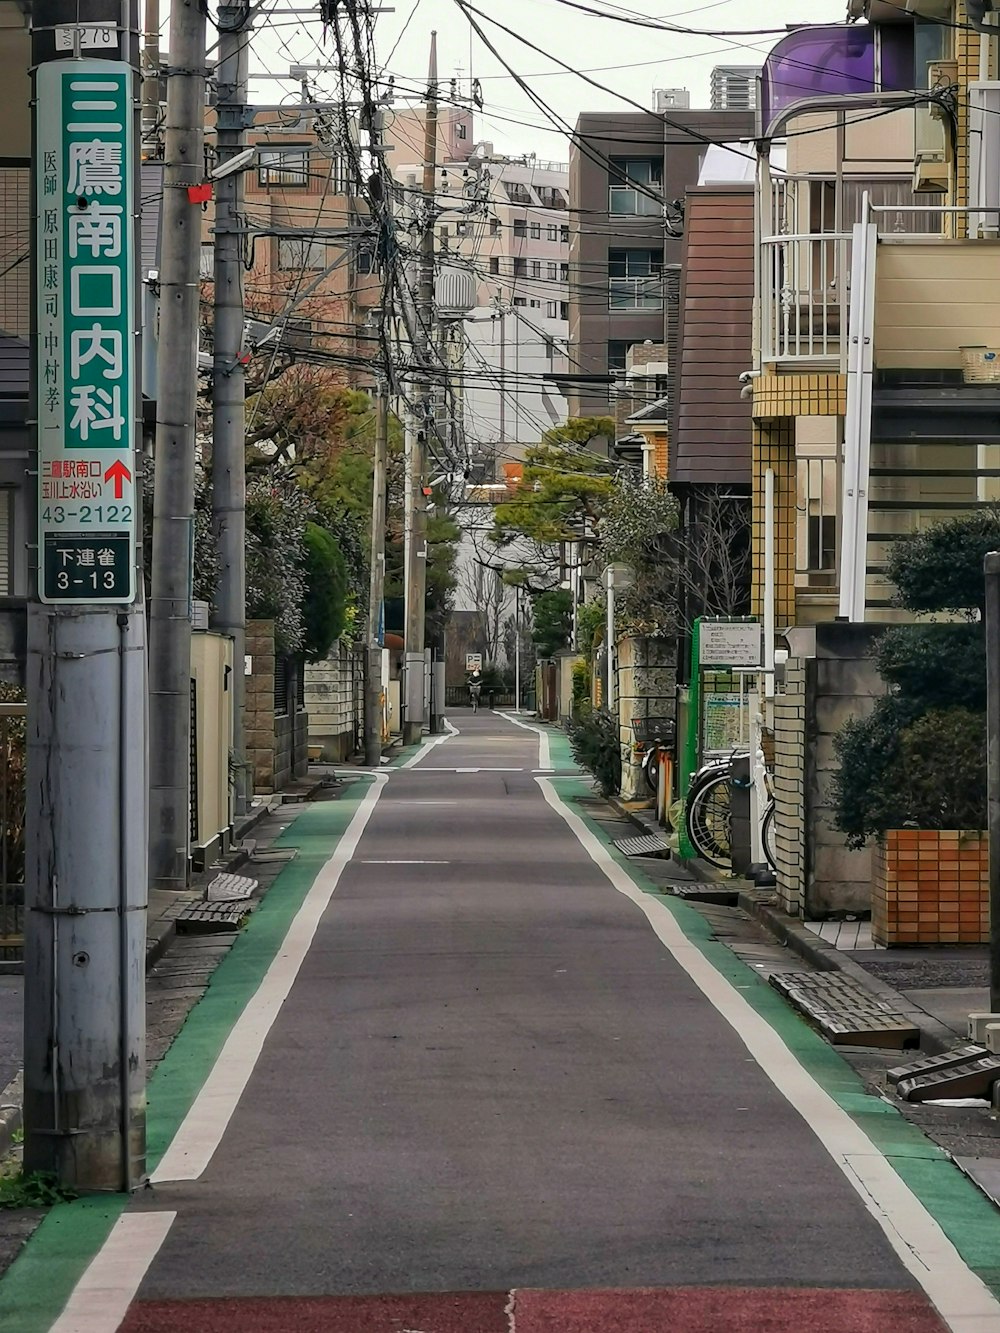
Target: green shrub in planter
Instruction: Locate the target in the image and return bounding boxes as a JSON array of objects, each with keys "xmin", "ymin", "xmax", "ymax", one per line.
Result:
[
  {"xmin": 571, "ymin": 660, "xmax": 591, "ymax": 714},
  {"xmin": 832, "ymin": 701, "xmax": 985, "ymax": 848},
  {"xmin": 873, "ymin": 622, "xmax": 985, "ymax": 712},
  {"xmin": 566, "ymin": 705, "xmax": 621, "ymax": 797}
]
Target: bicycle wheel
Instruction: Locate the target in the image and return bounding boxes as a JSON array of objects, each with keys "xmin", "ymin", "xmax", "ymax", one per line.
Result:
[
  {"xmin": 641, "ymin": 745, "xmax": 658, "ymax": 795},
  {"xmin": 685, "ymin": 770, "xmax": 732, "ymax": 870},
  {"xmin": 762, "ymin": 801, "xmax": 777, "ymax": 871}
]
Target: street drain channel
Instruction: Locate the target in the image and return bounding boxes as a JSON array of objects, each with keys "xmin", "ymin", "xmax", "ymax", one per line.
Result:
[{"xmin": 770, "ymin": 972, "xmax": 920, "ymax": 1049}]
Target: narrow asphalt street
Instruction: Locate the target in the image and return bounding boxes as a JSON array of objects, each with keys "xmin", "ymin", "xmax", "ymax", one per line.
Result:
[{"xmin": 6, "ymin": 711, "xmax": 1000, "ymax": 1332}]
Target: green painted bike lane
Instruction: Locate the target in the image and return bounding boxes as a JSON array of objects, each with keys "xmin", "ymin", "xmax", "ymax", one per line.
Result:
[
  {"xmin": 553, "ymin": 773, "xmax": 1000, "ymax": 1303},
  {"xmin": 0, "ymin": 780, "xmax": 375, "ymax": 1333}
]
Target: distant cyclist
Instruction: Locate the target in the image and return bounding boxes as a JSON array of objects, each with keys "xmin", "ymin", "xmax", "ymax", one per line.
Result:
[{"xmin": 467, "ymin": 667, "xmax": 483, "ymax": 713}]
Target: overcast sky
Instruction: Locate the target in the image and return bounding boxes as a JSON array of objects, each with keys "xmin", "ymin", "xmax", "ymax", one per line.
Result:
[{"xmin": 247, "ymin": 0, "xmax": 849, "ymax": 158}]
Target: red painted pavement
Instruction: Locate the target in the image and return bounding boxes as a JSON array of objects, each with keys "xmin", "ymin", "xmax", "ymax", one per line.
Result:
[{"xmin": 120, "ymin": 1286, "xmax": 947, "ymax": 1332}]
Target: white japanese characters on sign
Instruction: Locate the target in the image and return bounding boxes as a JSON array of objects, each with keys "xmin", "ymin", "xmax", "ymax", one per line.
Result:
[{"xmin": 36, "ymin": 60, "xmax": 135, "ymax": 603}]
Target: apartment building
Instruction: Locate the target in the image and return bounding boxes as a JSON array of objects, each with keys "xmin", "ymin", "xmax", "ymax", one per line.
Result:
[
  {"xmin": 386, "ymin": 104, "xmax": 569, "ymax": 456},
  {"xmin": 748, "ymin": 6, "xmax": 1000, "ymax": 917},
  {"xmin": 564, "ymin": 106, "xmax": 754, "ymax": 421},
  {"xmin": 709, "ymin": 66, "xmax": 760, "ymax": 112}
]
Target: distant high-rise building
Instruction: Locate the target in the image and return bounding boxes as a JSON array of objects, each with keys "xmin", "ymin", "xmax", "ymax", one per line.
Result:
[{"xmin": 710, "ymin": 66, "xmax": 760, "ymax": 111}]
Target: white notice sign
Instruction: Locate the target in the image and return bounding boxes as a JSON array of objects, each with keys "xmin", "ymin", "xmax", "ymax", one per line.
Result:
[{"xmin": 699, "ymin": 620, "xmax": 762, "ymax": 669}]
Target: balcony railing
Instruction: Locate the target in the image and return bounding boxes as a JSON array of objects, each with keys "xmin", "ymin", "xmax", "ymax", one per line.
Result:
[{"xmin": 760, "ymin": 231, "xmax": 851, "ymax": 366}]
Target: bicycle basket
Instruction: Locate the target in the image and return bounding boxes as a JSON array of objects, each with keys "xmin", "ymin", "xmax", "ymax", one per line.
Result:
[{"xmin": 631, "ymin": 716, "xmax": 674, "ymax": 743}]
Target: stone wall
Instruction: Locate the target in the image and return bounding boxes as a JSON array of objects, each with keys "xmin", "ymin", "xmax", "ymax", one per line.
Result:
[
  {"xmin": 304, "ymin": 640, "xmax": 362, "ymax": 761},
  {"xmin": 617, "ymin": 634, "xmax": 676, "ymax": 800},
  {"xmin": 771, "ymin": 622, "xmax": 887, "ymax": 917}
]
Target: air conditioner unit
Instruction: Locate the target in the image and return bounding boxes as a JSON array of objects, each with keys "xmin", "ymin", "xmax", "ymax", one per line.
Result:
[
  {"xmin": 191, "ymin": 600, "xmax": 210, "ymax": 631},
  {"xmin": 970, "ymin": 82, "xmax": 1000, "ymax": 234}
]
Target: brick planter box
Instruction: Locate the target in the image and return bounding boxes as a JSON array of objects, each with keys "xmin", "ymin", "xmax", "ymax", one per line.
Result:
[{"xmin": 872, "ymin": 829, "xmax": 988, "ymax": 946}]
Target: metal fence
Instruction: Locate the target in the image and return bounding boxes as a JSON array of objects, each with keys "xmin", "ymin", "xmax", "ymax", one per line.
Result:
[
  {"xmin": 444, "ymin": 686, "xmax": 515, "ymax": 708},
  {"xmin": 0, "ymin": 703, "xmax": 26, "ymax": 962}
]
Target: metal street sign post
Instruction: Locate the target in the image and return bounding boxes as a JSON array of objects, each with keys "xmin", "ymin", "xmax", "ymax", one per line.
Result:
[{"xmin": 36, "ymin": 59, "xmax": 136, "ymax": 604}]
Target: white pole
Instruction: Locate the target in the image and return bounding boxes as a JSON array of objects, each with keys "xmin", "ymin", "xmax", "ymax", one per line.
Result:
[{"xmin": 764, "ymin": 467, "xmax": 776, "ymax": 701}]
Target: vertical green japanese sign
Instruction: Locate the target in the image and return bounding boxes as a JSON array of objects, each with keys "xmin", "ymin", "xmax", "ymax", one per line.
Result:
[{"xmin": 36, "ymin": 59, "xmax": 136, "ymax": 603}]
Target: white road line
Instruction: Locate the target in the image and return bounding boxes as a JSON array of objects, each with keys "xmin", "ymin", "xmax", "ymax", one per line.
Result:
[
  {"xmin": 50, "ymin": 1210, "xmax": 176, "ymax": 1333},
  {"xmin": 400, "ymin": 718, "xmax": 459, "ymax": 769},
  {"xmin": 494, "ymin": 711, "xmax": 551, "ymax": 770},
  {"xmin": 151, "ymin": 773, "xmax": 389, "ymax": 1184},
  {"xmin": 360, "ymin": 859, "xmax": 451, "ymax": 864},
  {"xmin": 537, "ymin": 777, "xmax": 1000, "ymax": 1333}
]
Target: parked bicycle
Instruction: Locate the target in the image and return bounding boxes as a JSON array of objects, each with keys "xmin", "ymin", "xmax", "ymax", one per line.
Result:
[
  {"xmin": 684, "ymin": 750, "xmax": 777, "ymax": 874},
  {"xmin": 632, "ymin": 716, "xmax": 675, "ymax": 797}
]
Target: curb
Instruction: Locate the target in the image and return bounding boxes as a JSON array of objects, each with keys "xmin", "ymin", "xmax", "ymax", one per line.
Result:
[{"xmin": 738, "ymin": 889, "xmax": 960, "ymax": 1055}]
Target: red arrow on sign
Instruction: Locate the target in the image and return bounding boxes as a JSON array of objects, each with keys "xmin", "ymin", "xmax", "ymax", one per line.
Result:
[{"xmin": 103, "ymin": 460, "xmax": 132, "ymax": 500}]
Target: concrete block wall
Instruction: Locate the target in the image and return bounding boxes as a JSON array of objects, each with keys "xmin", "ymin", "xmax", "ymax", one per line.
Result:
[
  {"xmin": 305, "ymin": 640, "xmax": 360, "ymax": 761},
  {"xmin": 617, "ymin": 634, "xmax": 676, "ymax": 800}
]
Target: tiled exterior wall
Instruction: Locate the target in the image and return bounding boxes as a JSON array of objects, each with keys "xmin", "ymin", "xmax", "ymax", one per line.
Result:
[
  {"xmin": 246, "ymin": 618, "xmax": 309, "ymax": 793},
  {"xmin": 873, "ymin": 830, "xmax": 988, "ymax": 945},
  {"xmin": 956, "ymin": 0, "xmax": 976, "ymax": 226},
  {"xmin": 616, "ymin": 634, "xmax": 676, "ymax": 800},
  {"xmin": 751, "ymin": 419, "xmax": 795, "ymax": 625},
  {"xmin": 752, "ymin": 372, "xmax": 846, "ymax": 421},
  {"xmin": 772, "ymin": 658, "xmax": 806, "ymax": 915}
]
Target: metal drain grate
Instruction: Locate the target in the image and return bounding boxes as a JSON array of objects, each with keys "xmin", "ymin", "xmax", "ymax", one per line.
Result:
[
  {"xmin": 770, "ymin": 972, "xmax": 920, "ymax": 1049},
  {"xmin": 896, "ymin": 1054, "xmax": 1000, "ymax": 1103},
  {"xmin": 176, "ymin": 900, "xmax": 256, "ymax": 934},
  {"xmin": 206, "ymin": 873, "xmax": 257, "ymax": 902},
  {"xmin": 613, "ymin": 833, "xmax": 670, "ymax": 857},
  {"xmin": 887, "ymin": 1044, "xmax": 988, "ymax": 1087}
]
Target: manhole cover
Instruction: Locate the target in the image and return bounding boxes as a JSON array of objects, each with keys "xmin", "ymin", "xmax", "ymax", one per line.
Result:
[{"xmin": 770, "ymin": 972, "xmax": 920, "ymax": 1049}]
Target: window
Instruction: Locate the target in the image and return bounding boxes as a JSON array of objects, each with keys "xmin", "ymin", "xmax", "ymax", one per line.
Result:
[
  {"xmin": 489, "ymin": 256, "xmax": 500, "ymax": 274},
  {"xmin": 560, "ymin": 301, "xmax": 569, "ymax": 320},
  {"xmin": 513, "ymin": 219, "xmax": 527, "ymax": 237},
  {"xmin": 608, "ymin": 247, "xmax": 663, "ymax": 308},
  {"xmin": 490, "ymin": 217, "xmax": 500, "ymax": 235},
  {"xmin": 504, "ymin": 182, "xmax": 532, "ymax": 205},
  {"xmin": 356, "ymin": 246, "xmax": 375, "ymax": 275},
  {"xmin": 546, "ymin": 301, "xmax": 557, "ymax": 318},
  {"xmin": 0, "ymin": 490, "xmax": 12, "ymax": 595},
  {"xmin": 547, "ymin": 262, "xmax": 557, "ymax": 281},
  {"xmin": 258, "ymin": 146, "xmax": 309, "ymax": 189},
  {"xmin": 457, "ymin": 122, "xmax": 468, "ymax": 140},
  {"xmin": 513, "ymin": 257, "xmax": 527, "ymax": 277},
  {"xmin": 513, "ymin": 296, "xmax": 527, "ymax": 306},
  {"xmin": 547, "ymin": 224, "xmax": 558, "ymax": 242},
  {"xmin": 559, "ymin": 262, "xmax": 569, "ymax": 282},
  {"xmin": 530, "ymin": 221, "xmax": 541, "ymax": 239},
  {"xmin": 530, "ymin": 260, "xmax": 541, "ymax": 278},
  {"xmin": 278, "ymin": 237, "xmax": 326, "ymax": 270},
  {"xmin": 438, "ymin": 223, "xmax": 449, "ymax": 238},
  {"xmin": 608, "ymin": 157, "xmax": 663, "ymax": 215},
  {"xmin": 456, "ymin": 220, "xmax": 468, "ymax": 236},
  {"xmin": 199, "ymin": 244, "xmax": 214, "ymax": 279},
  {"xmin": 537, "ymin": 186, "xmax": 566, "ymax": 209},
  {"xmin": 560, "ymin": 224, "xmax": 569, "ymax": 243},
  {"xmin": 808, "ymin": 514, "xmax": 837, "ymax": 571},
  {"xmin": 607, "ymin": 339, "xmax": 641, "ymax": 372},
  {"xmin": 529, "ymin": 299, "xmax": 540, "ymax": 308}
]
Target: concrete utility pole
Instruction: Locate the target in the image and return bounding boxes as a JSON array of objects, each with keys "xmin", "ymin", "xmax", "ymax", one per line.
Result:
[
  {"xmin": 402, "ymin": 33, "xmax": 438, "ymax": 746},
  {"xmin": 24, "ymin": 0, "xmax": 148, "ymax": 1190},
  {"xmin": 986, "ymin": 552, "xmax": 1000, "ymax": 1010},
  {"xmin": 148, "ymin": 0, "xmax": 208, "ymax": 888},
  {"xmin": 211, "ymin": 3, "xmax": 252, "ymax": 815},
  {"xmin": 365, "ymin": 384, "xmax": 389, "ymax": 766}
]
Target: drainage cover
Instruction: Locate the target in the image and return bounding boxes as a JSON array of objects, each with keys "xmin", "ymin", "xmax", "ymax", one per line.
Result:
[
  {"xmin": 887, "ymin": 1044, "xmax": 988, "ymax": 1087},
  {"xmin": 896, "ymin": 1054, "xmax": 1000, "ymax": 1103},
  {"xmin": 206, "ymin": 873, "xmax": 257, "ymax": 902},
  {"xmin": 613, "ymin": 833, "xmax": 670, "ymax": 857},
  {"xmin": 769, "ymin": 972, "xmax": 920, "ymax": 1049},
  {"xmin": 176, "ymin": 901, "xmax": 255, "ymax": 934}
]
